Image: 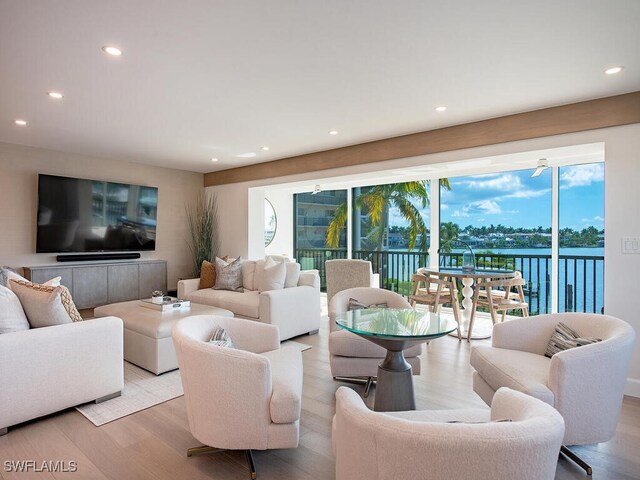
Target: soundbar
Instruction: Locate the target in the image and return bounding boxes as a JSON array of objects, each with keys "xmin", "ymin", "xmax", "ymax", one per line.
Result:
[{"xmin": 57, "ymin": 253, "xmax": 141, "ymax": 262}]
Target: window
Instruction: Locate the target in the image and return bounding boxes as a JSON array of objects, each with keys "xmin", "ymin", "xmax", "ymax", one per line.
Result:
[
  {"xmin": 440, "ymin": 169, "xmax": 552, "ymax": 314},
  {"xmin": 558, "ymin": 163, "xmax": 604, "ymax": 313}
]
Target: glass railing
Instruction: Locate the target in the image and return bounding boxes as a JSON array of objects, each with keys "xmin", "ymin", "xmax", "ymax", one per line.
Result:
[{"xmin": 294, "ymin": 248, "xmax": 604, "ymax": 315}]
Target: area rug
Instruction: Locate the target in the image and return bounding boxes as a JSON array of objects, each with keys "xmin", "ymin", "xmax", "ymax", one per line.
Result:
[
  {"xmin": 281, "ymin": 340, "xmax": 312, "ymax": 352},
  {"xmin": 76, "ymin": 362, "xmax": 183, "ymax": 426}
]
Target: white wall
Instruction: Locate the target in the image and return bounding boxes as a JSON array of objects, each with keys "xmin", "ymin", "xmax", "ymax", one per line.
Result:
[
  {"xmin": 0, "ymin": 142, "xmax": 203, "ymax": 289},
  {"xmin": 206, "ymin": 123, "xmax": 640, "ymax": 397}
]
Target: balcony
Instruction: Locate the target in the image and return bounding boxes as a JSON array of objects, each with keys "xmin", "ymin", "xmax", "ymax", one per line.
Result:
[{"xmin": 295, "ymin": 248, "xmax": 604, "ymax": 314}]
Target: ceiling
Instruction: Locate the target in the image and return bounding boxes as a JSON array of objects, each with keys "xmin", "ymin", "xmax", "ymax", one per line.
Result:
[{"xmin": 0, "ymin": 0, "xmax": 638, "ymax": 174}]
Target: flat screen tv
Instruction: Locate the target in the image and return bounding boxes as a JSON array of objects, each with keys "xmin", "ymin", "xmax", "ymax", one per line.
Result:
[{"xmin": 37, "ymin": 174, "xmax": 158, "ymax": 253}]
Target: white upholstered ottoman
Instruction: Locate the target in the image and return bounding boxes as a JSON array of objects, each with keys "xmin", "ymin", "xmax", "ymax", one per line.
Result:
[{"xmin": 94, "ymin": 300, "xmax": 233, "ymax": 374}]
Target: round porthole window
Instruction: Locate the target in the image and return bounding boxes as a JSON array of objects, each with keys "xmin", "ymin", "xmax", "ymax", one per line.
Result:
[{"xmin": 265, "ymin": 199, "xmax": 277, "ymax": 247}]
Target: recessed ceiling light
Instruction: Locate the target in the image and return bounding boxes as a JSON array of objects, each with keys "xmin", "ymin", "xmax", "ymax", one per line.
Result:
[
  {"xmin": 102, "ymin": 45, "xmax": 123, "ymax": 56},
  {"xmin": 328, "ymin": 130, "xmax": 338, "ymax": 135},
  {"xmin": 47, "ymin": 91, "xmax": 63, "ymax": 99},
  {"xmin": 435, "ymin": 106, "xmax": 447, "ymax": 112},
  {"xmin": 261, "ymin": 146, "xmax": 270, "ymax": 151},
  {"xmin": 604, "ymin": 66, "xmax": 623, "ymax": 75},
  {"xmin": 14, "ymin": 119, "xmax": 27, "ymax": 126},
  {"xmin": 211, "ymin": 157, "xmax": 219, "ymax": 162},
  {"xmin": 236, "ymin": 152, "xmax": 257, "ymax": 158}
]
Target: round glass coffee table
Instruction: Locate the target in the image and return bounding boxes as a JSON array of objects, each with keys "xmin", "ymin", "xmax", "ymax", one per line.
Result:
[{"xmin": 335, "ymin": 308, "xmax": 456, "ymax": 412}]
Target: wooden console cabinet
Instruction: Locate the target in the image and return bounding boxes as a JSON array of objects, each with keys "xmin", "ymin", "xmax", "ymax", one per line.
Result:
[{"xmin": 24, "ymin": 260, "xmax": 167, "ymax": 309}]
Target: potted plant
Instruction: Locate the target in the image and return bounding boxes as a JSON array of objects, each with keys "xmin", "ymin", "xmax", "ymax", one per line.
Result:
[
  {"xmin": 186, "ymin": 192, "xmax": 220, "ymax": 277},
  {"xmin": 151, "ymin": 290, "xmax": 165, "ymax": 304}
]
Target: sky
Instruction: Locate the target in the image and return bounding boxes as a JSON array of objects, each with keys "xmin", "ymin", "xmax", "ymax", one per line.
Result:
[{"xmin": 388, "ymin": 163, "xmax": 604, "ymax": 230}]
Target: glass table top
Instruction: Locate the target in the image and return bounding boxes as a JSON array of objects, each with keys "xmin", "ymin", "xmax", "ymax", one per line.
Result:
[
  {"xmin": 418, "ymin": 267, "xmax": 515, "ymax": 278},
  {"xmin": 335, "ymin": 308, "xmax": 457, "ymax": 340}
]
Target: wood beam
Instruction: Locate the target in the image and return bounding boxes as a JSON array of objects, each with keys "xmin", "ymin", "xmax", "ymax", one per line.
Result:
[{"xmin": 204, "ymin": 91, "xmax": 640, "ymax": 187}]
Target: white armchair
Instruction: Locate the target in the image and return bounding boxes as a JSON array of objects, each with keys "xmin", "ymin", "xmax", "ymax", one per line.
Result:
[
  {"xmin": 325, "ymin": 259, "xmax": 379, "ymax": 304},
  {"xmin": 471, "ymin": 312, "xmax": 635, "ymax": 474},
  {"xmin": 329, "ymin": 287, "xmax": 422, "ymax": 396},
  {"xmin": 333, "ymin": 386, "xmax": 565, "ymax": 480},
  {"xmin": 172, "ymin": 315, "xmax": 303, "ymax": 479}
]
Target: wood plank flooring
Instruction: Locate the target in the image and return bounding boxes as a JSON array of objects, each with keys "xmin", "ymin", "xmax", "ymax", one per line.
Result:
[{"xmin": 1, "ymin": 313, "xmax": 639, "ymax": 479}]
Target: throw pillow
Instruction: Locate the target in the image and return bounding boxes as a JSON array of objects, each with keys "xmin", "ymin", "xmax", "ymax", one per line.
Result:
[
  {"xmin": 0, "ymin": 285, "xmax": 30, "ymax": 334},
  {"xmin": 1, "ymin": 267, "xmax": 62, "ymax": 290},
  {"xmin": 199, "ymin": 260, "xmax": 216, "ymax": 289},
  {"xmin": 544, "ymin": 322, "xmax": 602, "ymax": 358},
  {"xmin": 242, "ymin": 260, "xmax": 258, "ymax": 291},
  {"xmin": 347, "ymin": 298, "xmax": 389, "ymax": 311},
  {"xmin": 284, "ymin": 262, "xmax": 301, "ymax": 288},
  {"xmin": 209, "ymin": 325, "xmax": 235, "ymax": 348},
  {"xmin": 9, "ymin": 280, "xmax": 83, "ymax": 328},
  {"xmin": 214, "ymin": 257, "xmax": 244, "ymax": 292},
  {"xmin": 258, "ymin": 258, "xmax": 286, "ymax": 292}
]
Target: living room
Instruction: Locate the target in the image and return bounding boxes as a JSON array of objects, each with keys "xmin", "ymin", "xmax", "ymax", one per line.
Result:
[{"xmin": 1, "ymin": 1, "xmax": 639, "ymax": 479}]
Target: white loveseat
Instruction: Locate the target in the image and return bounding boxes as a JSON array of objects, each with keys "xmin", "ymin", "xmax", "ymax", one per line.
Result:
[
  {"xmin": 178, "ymin": 261, "xmax": 321, "ymax": 341},
  {"xmin": 0, "ymin": 316, "xmax": 124, "ymax": 434}
]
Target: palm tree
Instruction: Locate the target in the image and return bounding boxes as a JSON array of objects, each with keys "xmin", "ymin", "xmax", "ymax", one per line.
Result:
[
  {"xmin": 438, "ymin": 221, "xmax": 460, "ymax": 253},
  {"xmin": 326, "ymin": 179, "xmax": 451, "ymax": 252}
]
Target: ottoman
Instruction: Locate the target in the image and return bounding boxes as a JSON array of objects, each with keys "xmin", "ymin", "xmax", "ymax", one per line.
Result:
[{"xmin": 94, "ymin": 300, "xmax": 233, "ymax": 374}]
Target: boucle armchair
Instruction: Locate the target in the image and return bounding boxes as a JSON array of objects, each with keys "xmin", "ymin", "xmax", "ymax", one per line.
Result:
[
  {"xmin": 325, "ymin": 259, "xmax": 379, "ymax": 304},
  {"xmin": 172, "ymin": 315, "xmax": 303, "ymax": 479},
  {"xmin": 471, "ymin": 313, "xmax": 635, "ymax": 475},
  {"xmin": 333, "ymin": 386, "xmax": 565, "ymax": 480},
  {"xmin": 329, "ymin": 287, "xmax": 422, "ymax": 396}
]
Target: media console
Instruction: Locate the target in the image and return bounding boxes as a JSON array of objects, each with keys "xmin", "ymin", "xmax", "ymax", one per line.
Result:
[{"xmin": 23, "ymin": 260, "xmax": 167, "ymax": 310}]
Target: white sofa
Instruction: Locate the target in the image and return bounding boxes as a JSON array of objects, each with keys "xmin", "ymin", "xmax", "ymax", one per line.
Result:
[
  {"xmin": 178, "ymin": 261, "xmax": 321, "ymax": 341},
  {"xmin": 0, "ymin": 316, "xmax": 124, "ymax": 434}
]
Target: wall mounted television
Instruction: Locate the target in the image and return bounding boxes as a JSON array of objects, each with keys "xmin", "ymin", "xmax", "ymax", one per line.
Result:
[{"xmin": 36, "ymin": 174, "xmax": 158, "ymax": 253}]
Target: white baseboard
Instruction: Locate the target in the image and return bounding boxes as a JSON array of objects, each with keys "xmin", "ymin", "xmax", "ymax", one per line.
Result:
[{"xmin": 624, "ymin": 378, "xmax": 640, "ymax": 398}]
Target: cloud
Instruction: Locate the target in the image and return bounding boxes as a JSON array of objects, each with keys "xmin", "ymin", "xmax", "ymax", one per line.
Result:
[
  {"xmin": 452, "ymin": 209, "xmax": 469, "ymax": 218},
  {"xmin": 560, "ymin": 163, "xmax": 604, "ymax": 189},
  {"xmin": 440, "ymin": 204, "xmax": 449, "ymax": 210},
  {"xmin": 458, "ymin": 174, "xmax": 522, "ymax": 191},
  {"xmin": 580, "ymin": 215, "xmax": 604, "ymax": 224},
  {"xmin": 468, "ymin": 200, "xmax": 502, "ymax": 214},
  {"xmin": 452, "ymin": 200, "xmax": 502, "ymax": 217},
  {"xmin": 503, "ymin": 188, "xmax": 551, "ymax": 199}
]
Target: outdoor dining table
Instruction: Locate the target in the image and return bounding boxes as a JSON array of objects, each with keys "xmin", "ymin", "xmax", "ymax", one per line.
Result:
[{"xmin": 417, "ymin": 266, "xmax": 517, "ymax": 339}]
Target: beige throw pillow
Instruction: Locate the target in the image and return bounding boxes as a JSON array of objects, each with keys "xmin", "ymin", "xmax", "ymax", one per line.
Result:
[
  {"xmin": 0, "ymin": 285, "xmax": 30, "ymax": 334},
  {"xmin": 213, "ymin": 257, "xmax": 244, "ymax": 292},
  {"xmin": 258, "ymin": 258, "xmax": 286, "ymax": 292},
  {"xmin": 9, "ymin": 280, "xmax": 82, "ymax": 328}
]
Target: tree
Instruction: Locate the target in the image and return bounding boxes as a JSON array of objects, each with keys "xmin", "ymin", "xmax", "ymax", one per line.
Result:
[
  {"xmin": 325, "ymin": 179, "xmax": 451, "ymax": 251},
  {"xmin": 439, "ymin": 222, "xmax": 460, "ymax": 252}
]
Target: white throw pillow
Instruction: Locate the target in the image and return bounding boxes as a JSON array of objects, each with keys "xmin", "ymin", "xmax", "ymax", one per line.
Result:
[
  {"xmin": 9, "ymin": 281, "xmax": 74, "ymax": 328},
  {"xmin": 253, "ymin": 259, "xmax": 266, "ymax": 292},
  {"xmin": 0, "ymin": 285, "xmax": 30, "ymax": 334},
  {"xmin": 258, "ymin": 258, "xmax": 286, "ymax": 292},
  {"xmin": 284, "ymin": 262, "xmax": 301, "ymax": 288},
  {"xmin": 241, "ymin": 260, "xmax": 257, "ymax": 291}
]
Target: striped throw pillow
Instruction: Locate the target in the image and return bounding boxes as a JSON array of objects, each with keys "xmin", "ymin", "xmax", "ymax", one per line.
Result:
[
  {"xmin": 347, "ymin": 298, "xmax": 389, "ymax": 311},
  {"xmin": 209, "ymin": 325, "xmax": 234, "ymax": 348},
  {"xmin": 544, "ymin": 322, "xmax": 601, "ymax": 358}
]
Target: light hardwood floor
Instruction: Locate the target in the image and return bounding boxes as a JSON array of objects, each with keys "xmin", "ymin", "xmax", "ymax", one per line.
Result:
[{"xmin": 1, "ymin": 315, "xmax": 639, "ymax": 480}]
